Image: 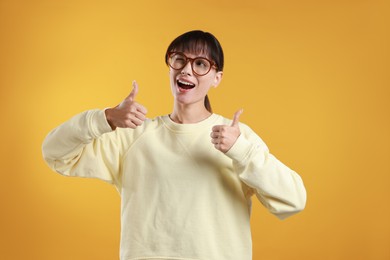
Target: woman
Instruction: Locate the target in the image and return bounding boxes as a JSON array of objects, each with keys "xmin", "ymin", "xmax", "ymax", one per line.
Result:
[{"xmin": 42, "ymin": 30, "xmax": 306, "ymax": 260}]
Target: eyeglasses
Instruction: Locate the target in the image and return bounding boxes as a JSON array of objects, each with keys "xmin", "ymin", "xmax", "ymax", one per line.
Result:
[{"xmin": 167, "ymin": 52, "xmax": 216, "ymax": 76}]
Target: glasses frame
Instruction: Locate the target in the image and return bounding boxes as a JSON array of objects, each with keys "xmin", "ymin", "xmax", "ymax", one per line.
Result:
[{"xmin": 167, "ymin": 52, "xmax": 217, "ymax": 76}]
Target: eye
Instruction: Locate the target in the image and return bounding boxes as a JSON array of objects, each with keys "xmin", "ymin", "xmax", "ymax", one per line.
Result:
[
  {"xmin": 194, "ymin": 58, "xmax": 209, "ymax": 68},
  {"xmin": 170, "ymin": 54, "xmax": 187, "ymax": 68},
  {"xmin": 175, "ymin": 57, "xmax": 185, "ymax": 62}
]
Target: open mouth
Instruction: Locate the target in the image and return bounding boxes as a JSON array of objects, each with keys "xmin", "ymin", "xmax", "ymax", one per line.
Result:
[{"xmin": 177, "ymin": 79, "xmax": 195, "ymax": 90}]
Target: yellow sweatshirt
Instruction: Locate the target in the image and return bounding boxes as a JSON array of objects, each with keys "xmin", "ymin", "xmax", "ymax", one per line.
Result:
[{"xmin": 42, "ymin": 109, "xmax": 306, "ymax": 260}]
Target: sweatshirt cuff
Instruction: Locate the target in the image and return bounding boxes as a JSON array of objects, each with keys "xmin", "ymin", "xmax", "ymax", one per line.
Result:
[
  {"xmin": 89, "ymin": 109, "xmax": 114, "ymax": 138},
  {"xmin": 225, "ymin": 133, "xmax": 253, "ymax": 162}
]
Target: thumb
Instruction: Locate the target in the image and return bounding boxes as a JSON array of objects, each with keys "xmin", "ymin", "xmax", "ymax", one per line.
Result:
[
  {"xmin": 126, "ymin": 80, "xmax": 139, "ymax": 101},
  {"xmin": 231, "ymin": 109, "xmax": 243, "ymax": 127}
]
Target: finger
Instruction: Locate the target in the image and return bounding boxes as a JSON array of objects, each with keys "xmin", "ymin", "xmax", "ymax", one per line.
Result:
[
  {"xmin": 130, "ymin": 116, "xmax": 144, "ymax": 126},
  {"xmin": 133, "ymin": 102, "xmax": 148, "ymax": 115},
  {"xmin": 210, "ymin": 132, "xmax": 219, "ymax": 138},
  {"xmin": 125, "ymin": 121, "xmax": 137, "ymax": 129},
  {"xmin": 231, "ymin": 109, "xmax": 243, "ymax": 127},
  {"xmin": 134, "ymin": 110, "xmax": 147, "ymax": 121},
  {"xmin": 211, "ymin": 138, "xmax": 219, "ymax": 145},
  {"xmin": 124, "ymin": 116, "xmax": 143, "ymax": 128},
  {"xmin": 127, "ymin": 80, "xmax": 139, "ymax": 101},
  {"xmin": 212, "ymin": 125, "xmax": 222, "ymax": 132},
  {"xmin": 214, "ymin": 144, "xmax": 223, "ymax": 152}
]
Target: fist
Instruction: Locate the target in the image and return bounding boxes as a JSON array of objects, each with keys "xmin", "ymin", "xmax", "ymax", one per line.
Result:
[
  {"xmin": 105, "ymin": 81, "xmax": 148, "ymax": 130},
  {"xmin": 211, "ymin": 109, "xmax": 243, "ymax": 153}
]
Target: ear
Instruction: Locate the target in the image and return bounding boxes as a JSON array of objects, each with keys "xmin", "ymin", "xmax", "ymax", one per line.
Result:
[{"xmin": 212, "ymin": 71, "xmax": 223, "ymax": 88}]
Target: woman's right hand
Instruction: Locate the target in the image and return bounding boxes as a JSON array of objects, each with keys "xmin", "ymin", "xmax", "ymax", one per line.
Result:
[{"xmin": 105, "ymin": 81, "xmax": 148, "ymax": 130}]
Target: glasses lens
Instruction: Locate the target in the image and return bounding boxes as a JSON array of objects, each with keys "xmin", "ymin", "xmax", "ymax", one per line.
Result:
[
  {"xmin": 169, "ymin": 53, "xmax": 187, "ymax": 70},
  {"xmin": 193, "ymin": 58, "xmax": 211, "ymax": 76},
  {"xmin": 168, "ymin": 52, "xmax": 213, "ymax": 76}
]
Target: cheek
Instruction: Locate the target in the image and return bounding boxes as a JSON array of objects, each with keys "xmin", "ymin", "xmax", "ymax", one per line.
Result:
[
  {"xmin": 197, "ymin": 82, "xmax": 213, "ymax": 96},
  {"xmin": 198, "ymin": 76, "xmax": 214, "ymax": 89},
  {"xmin": 169, "ymin": 70, "xmax": 176, "ymax": 83}
]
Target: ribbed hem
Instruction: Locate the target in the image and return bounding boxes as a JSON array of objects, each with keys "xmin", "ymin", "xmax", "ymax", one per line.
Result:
[
  {"xmin": 225, "ymin": 133, "xmax": 253, "ymax": 162},
  {"xmin": 89, "ymin": 109, "xmax": 114, "ymax": 138},
  {"xmin": 125, "ymin": 257, "xmax": 201, "ymax": 260}
]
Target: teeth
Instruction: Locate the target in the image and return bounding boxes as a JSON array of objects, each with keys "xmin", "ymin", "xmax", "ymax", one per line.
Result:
[{"xmin": 178, "ymin": 80, "xmax": 194, "ymax": 86}]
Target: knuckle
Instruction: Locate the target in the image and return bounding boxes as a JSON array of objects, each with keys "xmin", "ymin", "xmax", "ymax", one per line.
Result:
[
  {"xmin": 124, "ymin": 112, "xmax": 133, "ymax": 119},
  {"xmin": 220, "ymin": 127, "xmax": 228, "ymax": 134}
]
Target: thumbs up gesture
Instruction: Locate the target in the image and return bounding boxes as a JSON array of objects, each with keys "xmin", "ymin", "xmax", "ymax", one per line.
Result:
[
  {"xmin": 211, "ymin": 109, "xmax": 243, "ymax": 153},
  {"xmin": 105, "ymin": 81, "xmax": 148, "ymax": 130}
]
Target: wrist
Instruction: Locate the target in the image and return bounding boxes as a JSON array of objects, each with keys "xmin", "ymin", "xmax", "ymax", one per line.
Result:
[{"xmin": 104, "ymin": 108, "xmax": 117, "ymax": 130}]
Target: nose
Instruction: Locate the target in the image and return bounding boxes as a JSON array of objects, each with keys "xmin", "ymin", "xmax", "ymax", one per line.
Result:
[{"xmin": 180, "ymin": 60, "xmax": 193, "ymax": 75}]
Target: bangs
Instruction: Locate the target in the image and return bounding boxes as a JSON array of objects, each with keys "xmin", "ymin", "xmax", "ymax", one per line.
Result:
[{"xmin": 171, "ymin": 39, "xmax": 211, "ymax": 59}]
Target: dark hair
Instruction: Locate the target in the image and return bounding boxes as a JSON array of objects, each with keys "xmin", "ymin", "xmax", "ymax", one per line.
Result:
[{"xmin": 165, "ymin": 30, "xmax": 224, "ymax": 113}]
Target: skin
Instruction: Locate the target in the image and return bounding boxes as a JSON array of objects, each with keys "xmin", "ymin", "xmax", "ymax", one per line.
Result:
[
  {"xmin": 105, "ymin": 52, "xmax": 243, "ymax": 153},
  {"xmin": 168, "ymin": 52, "xmax": 222, "ymax": 124}
]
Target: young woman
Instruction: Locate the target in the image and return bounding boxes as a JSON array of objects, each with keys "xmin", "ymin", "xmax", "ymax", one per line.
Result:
[{"xmin": 42, "ymin": 30, "xmax": 306, "ymax": 260}]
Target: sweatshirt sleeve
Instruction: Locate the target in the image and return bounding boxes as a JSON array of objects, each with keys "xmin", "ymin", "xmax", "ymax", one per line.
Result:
[
  {"xmin": 225, "ymin": 124, "xmax": 307, "ymax": 220},
  {"xmin": 42, "ymin": 109, "xmax": 123, "ymax": 187}
]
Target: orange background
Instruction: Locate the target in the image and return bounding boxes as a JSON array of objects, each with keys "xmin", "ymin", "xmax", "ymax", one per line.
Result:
[{"xmin": 1, "ymin": 0, "xmax": 389, "ymax": 259}]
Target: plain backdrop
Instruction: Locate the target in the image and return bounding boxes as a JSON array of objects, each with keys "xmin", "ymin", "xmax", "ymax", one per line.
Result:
[{"xmin": 0, "ymin": 0, "xmax": 389, "ymax": 259}]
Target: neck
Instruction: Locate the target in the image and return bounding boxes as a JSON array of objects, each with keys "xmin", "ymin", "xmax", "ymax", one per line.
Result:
[{"xmin": 170, "ymin": 102, "xmax": 212, "ymax": 124}]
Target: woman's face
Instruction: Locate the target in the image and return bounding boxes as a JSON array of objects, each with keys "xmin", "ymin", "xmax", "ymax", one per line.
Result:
[{"xmin": 169, "ymin": 51, "xmax": 223, "ymax": 109}]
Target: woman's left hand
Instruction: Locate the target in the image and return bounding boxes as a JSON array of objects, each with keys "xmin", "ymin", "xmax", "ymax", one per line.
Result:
[{"xmin": 211, "ymin": 109, "xmax": 243, "ymax": 153}]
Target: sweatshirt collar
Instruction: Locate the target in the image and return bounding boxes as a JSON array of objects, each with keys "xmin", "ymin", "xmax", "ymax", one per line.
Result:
[{"xmin": 160, "ymin": 113, "xmax": 220, "ymax": 133}]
